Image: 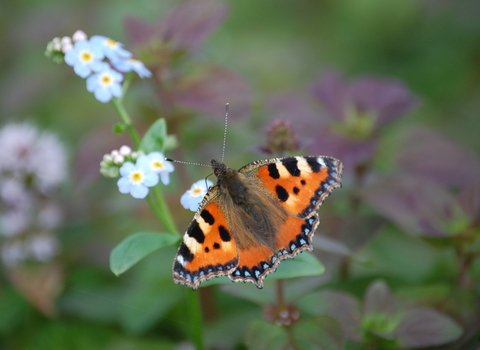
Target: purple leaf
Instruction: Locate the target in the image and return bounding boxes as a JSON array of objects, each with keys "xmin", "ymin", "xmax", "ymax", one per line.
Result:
[
  {"xmin": 364, "ymin": 280, "xmax": 395, "ymax": 315},
  {"xmin": 310, "ymin": 131, "xmax": 377, "ymax": 170},
  {"xmin": 395, "ymin": 308, "xmax": 462, "ymax": 348},
  {"xmin": 397, "ymin": 127, "xmax": 480, "ymax": 188},
  {"xmin": 124, "ymin": 16, "xmax": 156, "ymax": 47},
  {"xmin": 266, "ymin": 94, "xmax": 324, "ymax": 134},
  {"xmin": 310, "ymin": 71, "xmax": 349, "ymax": 122},
  {"xmin": 157, "ymin": 0, "xmax": 228, "ymax": 52},
  {"xmin": 348, "ymin": 77, "xmax": 419, "ymax": 127},
  {"xmin": 168, "ymin": 66, "xmax": 251, "ymax": 119},
  {"xmin": 310, "ymin": 70, "xmax": 418, "ymax": 127},
  {"xmin": 299, "ymin": 291, "xmax": 361, "ymax": 341},
  {"xmin": 362, "ymin": 176, "xmax": 462, "ymax": 237}
]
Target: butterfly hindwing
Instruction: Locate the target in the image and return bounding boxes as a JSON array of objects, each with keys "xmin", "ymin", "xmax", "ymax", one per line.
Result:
[
  {"xmin": 229, "ymin": 214, "xmax": 319, "ymax": 288},
  {"xmin": 173, "ymin": 186, "xmax": 239, "ymax": 289},
  {"xmin": 240, "ymin": 156, "xmax": 343, "ymax": 218}
]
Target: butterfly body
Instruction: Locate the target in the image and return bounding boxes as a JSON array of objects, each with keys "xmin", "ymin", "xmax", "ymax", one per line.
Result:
[{"xmin": 173, "ymin": 156, "xmax": 343, "ymax": 289}]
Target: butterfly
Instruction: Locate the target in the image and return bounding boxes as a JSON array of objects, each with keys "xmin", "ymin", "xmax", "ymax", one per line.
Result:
[{"xmin": 172, "ymin": 155, "xmax": 343, "ymax": 289}]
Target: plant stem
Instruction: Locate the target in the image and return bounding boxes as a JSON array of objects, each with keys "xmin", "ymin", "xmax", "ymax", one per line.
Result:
[
  {"xmin": 151, "ymin": 186, "xmax": 179, "ymax": 234},
  {"xmin": 186, "ymin": 290, "xmax": 204, "ymax": 350},
  {"xmin": 112, "ymin": 98, "xmax": 141, "ymax": 147},
  {"xmin": 112, "ymin": 96, "xmax": 203, "ymax": 349}
]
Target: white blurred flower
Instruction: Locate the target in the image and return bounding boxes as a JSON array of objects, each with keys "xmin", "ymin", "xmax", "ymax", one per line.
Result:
[
  {"xmin": 1, "ymin": 241, "xmax": 27, "ymax": 267},
  {"xmin": 0, "ymin": 178, "xmax": 31, "ymax": 208},
  {"xmin": 37, "ymin": 204, "xmax": 62, "ymax": 230},
  {"xmin": 0, "ymin": 210, "xmax": 29, "ymax": 237},
  {"xmin": 27, "ymin": 234, "xmax": 58, "ymax": 262},
  {"xmin": 72, "ymin": 30, "xmax": 87, "ymax": 42},
  {"xmin": 0, "ymin": 123, "xmax": 67, "ymax": 191},
  {"xmin": 119, "ymin": 145, "xmax": 131, "ymax": 156}
]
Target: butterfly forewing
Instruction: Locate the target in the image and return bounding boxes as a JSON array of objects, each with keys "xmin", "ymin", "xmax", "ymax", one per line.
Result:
[
  {"xmin": 173, "ymin": 186, "xmax": 239, "ymax": 289},
  {"xmin": 240, "ymin": 156, "xmax": 343, "ymax": 218}
]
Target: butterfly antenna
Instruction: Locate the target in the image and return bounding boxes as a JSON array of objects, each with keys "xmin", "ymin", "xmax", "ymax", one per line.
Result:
[
  {"xmin": 221, "ymin": 102, "xmax": 229, "ymax": 163},
  {"xmin": 165, "ymin": 157, "xmax": 211, "ymax": 168}
]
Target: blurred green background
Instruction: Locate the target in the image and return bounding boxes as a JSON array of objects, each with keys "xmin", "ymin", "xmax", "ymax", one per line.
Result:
[{"xmin": 0, "ymin": 0, "xmax": 479, "ymax": 349}]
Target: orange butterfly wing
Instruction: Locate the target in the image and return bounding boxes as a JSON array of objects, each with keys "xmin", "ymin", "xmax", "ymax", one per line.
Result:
[
  {"xmin": 242, "ymin": 156, "xmax": 343, "ymax": 218},
  {"xmin": 227, "ymin": 156, "xmax": 342, "ymax": 287},
  {"xmin": 173, "ymin": 187, "xmax": 238, "ymax": 289}
]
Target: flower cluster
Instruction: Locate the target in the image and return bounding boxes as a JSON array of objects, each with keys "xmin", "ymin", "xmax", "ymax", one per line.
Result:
[
  {"xmin": 46, "ymin": 30, "xmax": 151, "ymax": 103},
  {"xmin": 100, "ymin": 148, "xmax": 174, "ymax": 199},
  {"xmin": 0, "ymin": 122, "xmax": 66, "ymax": 267},
  {"xmin": 100, "ymin": 145, "xmax": 143, "ymax": 178}
]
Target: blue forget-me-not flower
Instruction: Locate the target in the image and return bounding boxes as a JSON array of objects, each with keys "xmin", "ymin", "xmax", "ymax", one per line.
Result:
[
  {"xmin": 64, "ymin": 40, "xmax": 105, "ymax": 78},
  {"xmin": 111, "ymin": 58, "xmax": 152, "ymax": 78},
  {"xmin": 47, "ymin": 31, "xmax": 152, "ymax": 102},
  {"xmin": 137, "ymin": 152, "xmax": 174, "ymax": 185},
  {"xmin": 181, "ymin": 179, "xmax": 213, "ymax": 212},
  {"xmin": 86, "ymin": 65, "xmax": 123, "ymax": 103},
  {"xmin": 90, "ymin": 35, "xmax": 132, "ymax": 60},
  {"xmin": 117, "ymin": 161, "xmax": 159, "ymax": 199}
]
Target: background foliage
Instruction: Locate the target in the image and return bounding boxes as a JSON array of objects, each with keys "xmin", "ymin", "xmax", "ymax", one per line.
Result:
[{"xmin": 1, "ymin": 0, "xmax": 479, "ymax": 349}]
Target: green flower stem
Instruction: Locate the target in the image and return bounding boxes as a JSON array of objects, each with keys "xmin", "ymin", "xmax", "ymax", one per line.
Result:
[
  {"xmin": 186, "ymin": 289, "xmax": 204, "ymax": 350},
  {"xmin": 112, "ymin": 96, "xmax": 203, "ymax": 349},
  {"xmin": 150, "ymin": 186, "xmax": 179, "ymax": 234},
  {"xmin": 112, "ymin": 98, "xmax": 141, "ymax": 147}
]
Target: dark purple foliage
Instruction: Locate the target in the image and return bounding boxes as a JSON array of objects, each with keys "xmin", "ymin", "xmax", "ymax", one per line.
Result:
[
  {"xmin": 168, "ymin": 66, "xmax": 251, "ymax": 119},
  {"xmin": 364, "ymin": 280, "xmax": 396, "ymax": 315},
  {"xmin": 362, "ymin": 176, "xmax": 463, "ymax": 237},
  {"xmin": 397, "ymin": 127, "xmax": 480, "ymax": 188},
  {"xmin": 124, "ymin": 0, "xmax": 227, "ymax": 52},
  {"xmin": 394, "ymin": 308, "xmax": 462, "ymax": 348},
  {"xmin": 310, "ymin": 71, "xmax": 419, "ymax": 127}
]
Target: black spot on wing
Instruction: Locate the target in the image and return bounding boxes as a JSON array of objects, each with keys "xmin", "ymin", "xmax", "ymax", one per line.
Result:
[
  {"xmin": 219, "ymin": 225, "xmax": 231, "ymax": 242},
  {"xmin": 293, "ymin": 186, "xmax": 300, "ymax": 194},
  {"xmin": 267, "ymin": 163, "xmax": 280, "ymax": 179},
  {"xmin": 187, "ymin": 221, "xmax": 205, "ymax": 243},
  {"xmin": 204, "ymin": 247, "xmax": 210, "ymax": 253},
  {"xmin": 178, "ymin": 243, "xmax": 194, "ymax": 262},
  {"xmin": 213, "ymin": 242, "xmax": 221, "ymax": 249},
  {"xmin": 282, "ymin": 157, "xmax": 301, "ymax": 176},
  {"xmin": 306, "ymin": 157, "xmax": 321, "ymax": 173},
  {"xmin": 275, "ymin": 185, "xmax": 289, "ymax": 202},
  {"xmin": 200, "ymin": 209, "xmax": 215, "ymax": 225},
  {"xmin": 301, "ymin": 179, "xmax": 306, "ymax": 186}
]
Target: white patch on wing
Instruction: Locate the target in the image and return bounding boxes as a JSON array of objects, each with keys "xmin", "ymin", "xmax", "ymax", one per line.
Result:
[
  {"xmin": 176, "ymin": 255, "xmax": 186, "ymax": 266},
  {"xmin": 197, "ymin": 216, "xmax": 211, "ymax": 236},
  {"xmin": 184, "ymin": 235, "xmax": 201, "ymax": 254},
  {"xmin": 317, "ymin": 157, "xmax": 326, "ymax": 168},
  {"xmin": 296, "ymin": 157, "xmax": 311, "ymax": 173},
  {"xmin": 277, "ymin": 162, "xmax": 291, "ymax": 178}
]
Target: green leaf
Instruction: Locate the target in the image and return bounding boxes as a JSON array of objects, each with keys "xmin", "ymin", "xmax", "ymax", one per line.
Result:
[
  {"xmin": 292, "ymin": 317, "xmax": 345, "ymax": 350},
  {"xmin": 269, "ymin": 252, "xmax": 325, "ymax": 280},
  {"xmin": 140, "ymin": 118, "xmax": 167, "ymax": 153},
  {"xmin": 245, "ymin": 320, "xmax": 289, "ymax": 350},
  {"xmin": 110, "ymin": 232, "xmax": 180, "ymax": 276}
]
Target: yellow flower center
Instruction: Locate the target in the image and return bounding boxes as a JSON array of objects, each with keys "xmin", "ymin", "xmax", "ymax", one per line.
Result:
[
  {"xmin": 80, "ymin": 51, "xmax": 93, "ymax": 63},
  {"xmin": 152, "ymin": 160, "xmax": 164, "ymax": 170},
  {"xmin": 191, "ymin": 187, "xmax": 203, "ymax": 197},
  {"xmin": 100, "ymin": 74, "xmax": 113, "ymax": 86},
  {"xmin": 130, "ymin": 171, "xmax": 144, "ymax": 184},
  {"xmin": 106, "ymin": 39, "xmax": 118, "ymax": 48}
]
